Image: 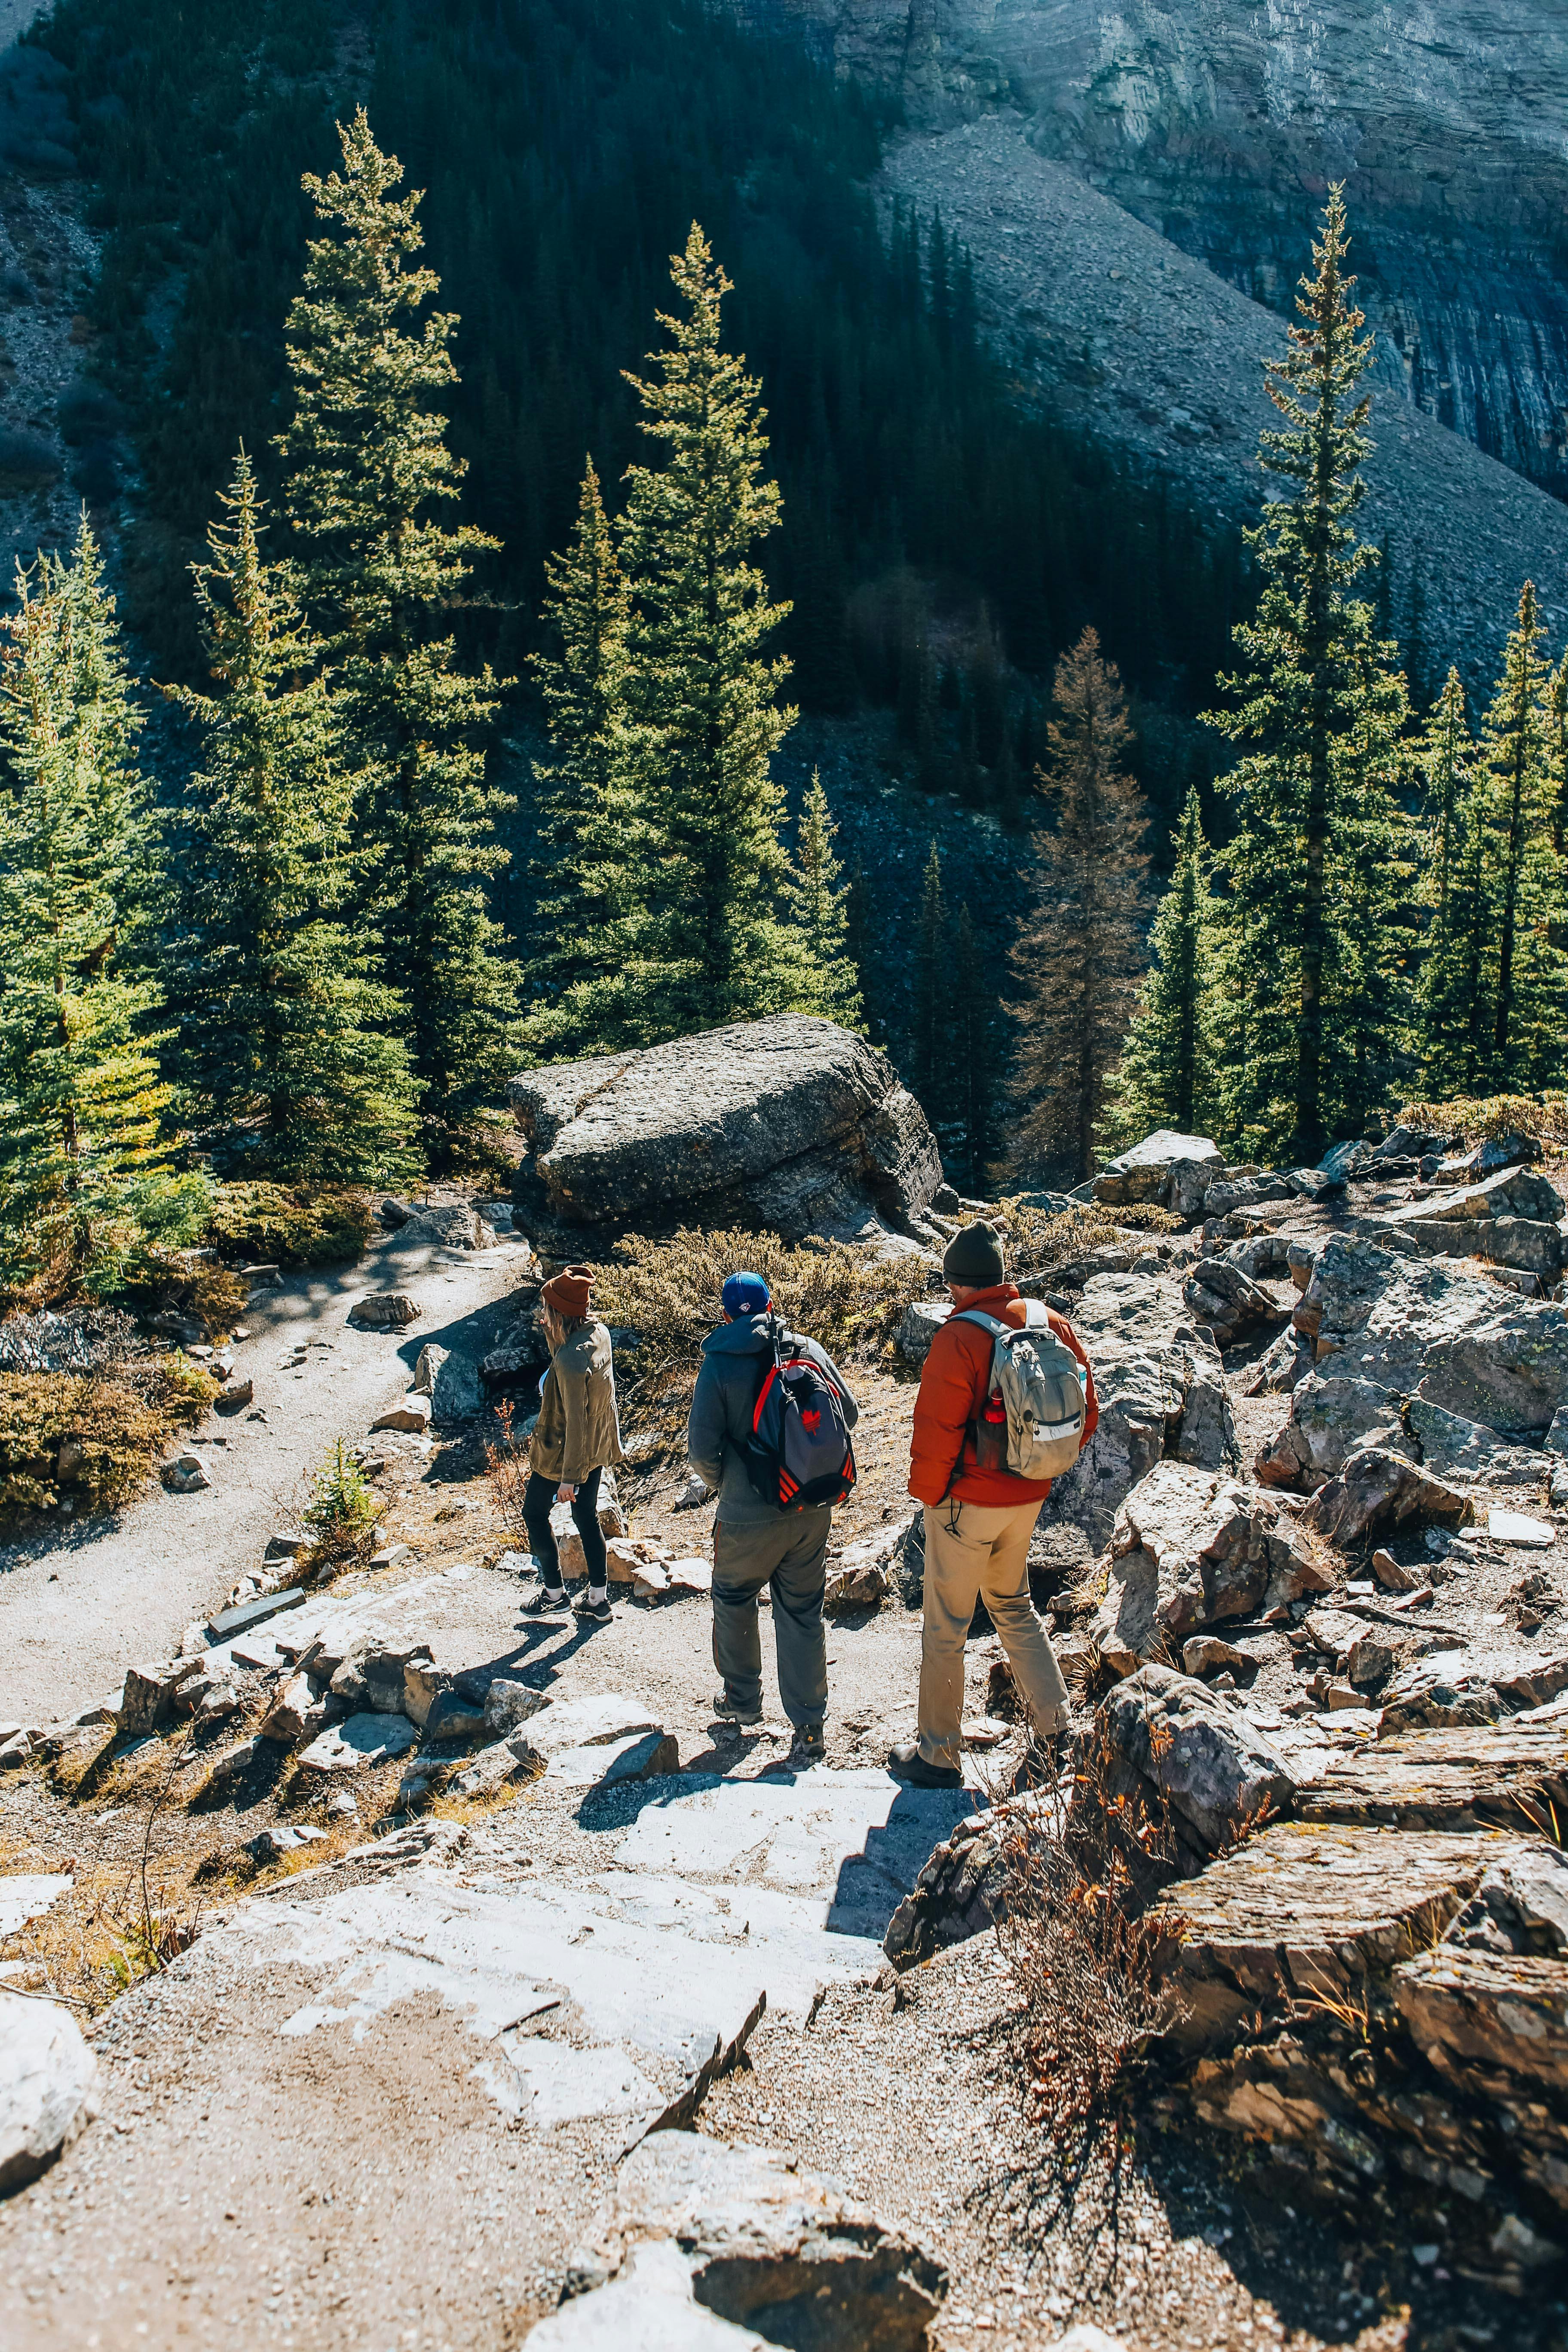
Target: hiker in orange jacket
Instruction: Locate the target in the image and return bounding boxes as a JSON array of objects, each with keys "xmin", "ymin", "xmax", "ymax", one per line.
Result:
[{"xmin": 894, "ymin": 1219, "xmax": 1099, "ymax": 1788}]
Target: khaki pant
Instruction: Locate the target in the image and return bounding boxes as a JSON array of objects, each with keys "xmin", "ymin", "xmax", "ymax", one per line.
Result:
[{"xmin": 918, "ymin": 1498, "xmax": 1069, "ymax": 1769}]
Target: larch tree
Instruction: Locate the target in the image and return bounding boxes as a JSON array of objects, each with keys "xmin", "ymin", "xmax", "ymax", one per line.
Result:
[
  {"xmin": 0, "ymin": 522, "xmax": 186, "ymax": 1296},
  {"xmin": 609, "ymin": 224, "xmax": 802, "ymax": 1041},
  {"xmin": 162, "ymin": 449, "xmax": 416, "ymax": 1180},
  {"xmin": 1103, "ymin": 783, "xmax": 1222, "ymax": 1147},
  {"xmin": 1474, "ymin": 580, "xmax": 1566, "ymax": 1085},
  {"xmin": 523, "ymin": 456, "xmax": 633, "ymax": 1048},
  {"xmin": 1207, "ymin": 186, "xmax": 1409, "ymax": 1159},
  {"xmin": 275, "ymin": 108, "xmax": 516, "ymax": 1157},
  {"xmin": 781, "ymin": 771, "xmax": 862, "ymax": 1028},
  {"xmin": 1010, "ymin": 628, "xmax": 1150, "ymax": 1183}
]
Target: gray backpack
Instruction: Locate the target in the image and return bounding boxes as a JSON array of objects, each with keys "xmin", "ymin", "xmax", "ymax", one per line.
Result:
[{"xmin": 953, "ymin": 1302, "xmax": 1087, "ymax": 1481}]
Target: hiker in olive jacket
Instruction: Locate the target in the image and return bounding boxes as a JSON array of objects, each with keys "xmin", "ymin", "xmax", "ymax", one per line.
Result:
[
  {"xmin": 686, "ymin": 1269, "xmax": 859, "ymax": 1764},
  {"xmin": 524, "ymin": 1264, "xmax": 625, "ymax": 1624}
]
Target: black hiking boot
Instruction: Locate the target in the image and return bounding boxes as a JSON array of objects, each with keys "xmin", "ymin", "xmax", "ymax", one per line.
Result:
[
  {"xmin": 888, "ymin": 1739, "xmax": 962, "ymax": 1791},
  {"xmin": 523, "ymin": 1582, "xmax": 569, "ymax": 1616}
]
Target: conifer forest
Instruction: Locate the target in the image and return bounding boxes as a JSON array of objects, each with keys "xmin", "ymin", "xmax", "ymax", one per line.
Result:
[{"xmin": 5, "ymin": 0, "xmax": 1566, "ymax": 1296}]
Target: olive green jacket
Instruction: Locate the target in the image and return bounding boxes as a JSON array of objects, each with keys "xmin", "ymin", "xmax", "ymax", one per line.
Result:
[{"xmin": 528, "ymin": 1320, "xmax": 626, "ymax": 1485}]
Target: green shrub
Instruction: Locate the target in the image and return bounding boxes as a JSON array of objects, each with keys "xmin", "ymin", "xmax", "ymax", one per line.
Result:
[
  {"xmin": 204, "ymin": 1182, "xmax": 373, "ymax": 1267},
  {"xmin": 302, "ymin": 1438, "xmax": 379, "ymax": 1574}
]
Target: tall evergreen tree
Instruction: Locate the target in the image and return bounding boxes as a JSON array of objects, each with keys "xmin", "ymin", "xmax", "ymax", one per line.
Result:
[
  {"xmin": 1010, "ymin": 629, "xmax": 1150, "ymax": 1182},
  {"xmin": 1327, "ymin": 628, "xmax": 1418, "ymax": 1132},
  {"xmin": 523, "ymin": 457, "xmax": 632, "ymax": 1040},
  {"xmin": 1104, "ymin": 784, "xmax": 1222, "ymax": 1145},
  {"xmin": 782, "ymin": 771, "xmax": 862, "ymax": 1027},
  {"xmin": 598, "ymin": 224, "xmax": 802, "ymax": 1041},
  {"xmin": 0, "ymin": 522, "xmax": 184, "ymax": 1295},
  {"xmin": 1415, "ymin": 669, "xmax": 1488, "ymax": 1094},
  {"xmin": 275, "ymin": 108, "xmax": 516, "ymax": 1155},
  {"xmin": 162, "ymin": 450, "xmax": 416, "ymax": 1179},
  {"xmin": 1207, "ymin": 186, "xmax": 1411, "ymax": 1157},
  {"xmin": 1474, "ymin": 580, "xmax": 1566, "ymax": 1084},
  {"xmin": 912, "ymin": 841, "xmax": 952, "ymax": 1124}
]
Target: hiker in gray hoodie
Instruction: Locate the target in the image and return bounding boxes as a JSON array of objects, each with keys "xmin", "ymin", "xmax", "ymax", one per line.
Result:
[{"xmin": 686, "ymin": 1269, "xmax": 859, "ymax": 1764}]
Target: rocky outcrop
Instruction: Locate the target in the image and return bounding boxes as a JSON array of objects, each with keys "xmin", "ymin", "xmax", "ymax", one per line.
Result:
[
  {"xmin": 1038, "ymin": 1272, "xmax": 1237, "ymax": 1545},
  {"xmin": 1099, "ymin": 1665, "xmax": 1305, "ymax": 1865},
  {"xmin": 508, "ymin": 1016, "xmax": 943, "ymax": 1246},
  {"xmin": 1091, "ymin": 1461, "xmax": 1330, "ymax": 1673}
]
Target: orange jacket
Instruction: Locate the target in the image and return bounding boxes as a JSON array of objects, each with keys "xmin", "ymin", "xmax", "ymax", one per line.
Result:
[{"xmin": 907, "ymin": 1283, "xmax": 1099, "ymax": 1509}]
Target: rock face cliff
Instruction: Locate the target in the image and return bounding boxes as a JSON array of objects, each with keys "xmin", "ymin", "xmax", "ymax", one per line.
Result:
[
  {"xmin": 732, "ymin": 1, "xmax": 1568, "ymax": 678},
  {"xmin": 741, "ymin": 3, "xmax": 1568, "ymax": 505}
]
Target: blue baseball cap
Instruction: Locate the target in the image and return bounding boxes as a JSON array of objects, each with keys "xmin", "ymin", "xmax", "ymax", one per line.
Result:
[{"xmin": 722, "ymin": 1270, "xmax": 772, "ymax": 1317}]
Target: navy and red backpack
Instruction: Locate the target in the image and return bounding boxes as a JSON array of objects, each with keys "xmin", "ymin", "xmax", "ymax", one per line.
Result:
[{"xmin": 741, "ymin": 1317, "xmax": 857, "ymax": 1512}]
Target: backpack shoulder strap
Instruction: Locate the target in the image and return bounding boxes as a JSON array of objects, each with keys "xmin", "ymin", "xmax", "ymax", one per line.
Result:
[{"xmin": 951, "ymin": 1308, "xmax": 1012, "ymax": 1337}]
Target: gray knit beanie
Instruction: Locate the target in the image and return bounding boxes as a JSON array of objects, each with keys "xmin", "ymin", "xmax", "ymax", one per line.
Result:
[{"xmin": 942, "ymin": 1221, "xmax": 1005, "ymax": 1287}]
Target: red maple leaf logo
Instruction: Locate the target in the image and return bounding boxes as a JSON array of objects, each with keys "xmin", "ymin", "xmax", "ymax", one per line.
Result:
[{"xmin": 801, "ymin": 1407, "xmax": 822, "ymax": 1433}]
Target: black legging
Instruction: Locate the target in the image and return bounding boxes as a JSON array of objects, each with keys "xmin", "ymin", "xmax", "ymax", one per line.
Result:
[{"xmin": 522, "ymin": 1467, "xmax": 605, "ymax": 1589}]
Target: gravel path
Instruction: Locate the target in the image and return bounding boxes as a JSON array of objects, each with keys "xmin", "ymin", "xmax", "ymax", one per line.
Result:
[{"xmin": 0, "ymin": 1230, "xmax": 533, "ymax": 1727}]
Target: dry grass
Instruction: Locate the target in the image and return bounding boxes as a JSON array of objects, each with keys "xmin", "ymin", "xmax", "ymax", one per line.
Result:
[
  {"xmin": 0, "ymin": 1351, "xmax": 220, "ymax": 1513},
  {"xmin": 1395, "ymin": 1091, "xmax": 1568, "ymax": 1152},
  {"xmin": 989, "ymin": 1198, "xmax": 1178, "ymax": 1282},
  {"xmin": 994, "ymin": 1709, "xmax": 1183, "ymax": 2186},
  {"xmin": 594, "ymin": 1225, "xmax": 932, "ymax": 1415},
  {"xmin": 484, "ymin": 1397, "xmax": 533, "ymax": 1547}
]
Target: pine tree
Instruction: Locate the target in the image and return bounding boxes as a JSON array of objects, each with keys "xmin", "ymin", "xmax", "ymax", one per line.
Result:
[
  {"xmin": 1415, "ymin": 669, "xmax": 1488, "ymax": 1093},
  {"xmin": 1474, "ymin": 580, "xmax": 1566, "ymax": 1084},
  {"xmin": 1010, "ymin": 628, "xmax": 1150, "ymax": 1182},
  {"xmin": 600, "ymin": 224, "xmax": 802, "ymax": 1041},
  {"xmin": 1328, "ymin": 625, "xmax": 1419, "ymax": 1133},
  {"xmin": 523, "ymin": 457, "xmax": 632, "ymax": 1041},
  {"xmin": 913, "ymin": 841, "xmax": 952, "ymax": 1124},
  {"xmin": 276, "ymin": 108, "xmax": 516, "ymax": 1156},
  {"xmin": 0, "ymin": 521, "xmax": 187, "ymax": 1296},
  {"xmin": 1104, "ymin": 784, "xmax": 1222, "ymax": 1146},
  {"xmin": 162, "ymin": 450, "xmax": 416, "ymax": 1180},
  {"xmin": 1207, "ymin": 186, "xmax": 1412, "ymax": 1158},
  {"xmin": 782, "ymin": 771, "xmax": 862, "ymax": 1026},
  {"xmin": 1545, "ymin": 655, "xmax": 1568, "ymax": 861}
]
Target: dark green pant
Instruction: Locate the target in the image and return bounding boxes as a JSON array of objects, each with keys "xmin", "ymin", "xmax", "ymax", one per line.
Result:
[{"xmin": 711, "ymin": 1506, "xmax": 831, "ymax": 1729}]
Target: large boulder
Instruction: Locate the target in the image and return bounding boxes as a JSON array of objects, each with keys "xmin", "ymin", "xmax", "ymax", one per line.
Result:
[
  {"xmin": 1038, "ymin": 1271, "xmax": 1237, "ymax": 1545},
  {"xmin": 1181, "ymin": 1256, "xmax": 1288, "ymax": 1350},
  {"xmin": 1092, "ymin": 1461, "xmax": 1331, "ymax": 1672},
  {"xmin": 1377, "ymin": 1162, "xmax": 1565, "ymax": 1230},
  {"xmin": 1253, "ymin": 1373, "xmax": 1406, "ymax": 1490},
  {"xmin": 1302, "ymin": 1446, "xmax": 1475, "ymax": 1545},
  {"xmin": 1099, "ymin": 1665, "xmax": 1305, "ymax": 1864},
  {"xmin": 507, "ymin": 1015, "xmax": 942, "ymax": 1244},
  {"xmin": 1091, "ymin": 1130, "xmax": 1222, "ymax": 1216},
  {"xmin": 1296, "ymin": 1234, "xmax": 1568, "ymax": 1430},
  {"xmin": 0, "ymin": 1991, "xmax": 99, "ymax": 2189}
]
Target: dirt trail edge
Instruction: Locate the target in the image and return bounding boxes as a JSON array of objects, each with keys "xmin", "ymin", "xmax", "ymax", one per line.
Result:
[{"xmin": 0, "ymin": 1229, "xmax": 532, "ymax": 1726}]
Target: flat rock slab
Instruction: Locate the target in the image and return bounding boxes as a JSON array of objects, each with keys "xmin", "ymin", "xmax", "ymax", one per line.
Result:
[
  {"xmin": 0, "ymin": 1989, "xmax": 100, "ymax": 2191},
  {"xmin": 0, "ymin": 1874, "xmax": 73, "ymax": 1936},
  {"xmin": 293, "ymin": 1711, "xmax": 419, "ymax": 1777},
  {"xmin": 1488, "ymin": 1509, "xmax": 1556, "ymax": 1547},
  {"xmin": 1380, "ymin": 1645, "xmax": 1568, "ymax": 1730},
  {"xmin": 614, "ymin": 1769, "xmax": 980, "ymax": 1939},
  {"xmin": 1394, "ymin": 1945, "xmax": 1568, "ymax": 2096},
  {"xmin": 1298, "ymin": 1707, "xmax": 1568, "ymax": 1831},
  {"xmin": 1151, "ymin": 1822, "xmax": 1528, "ymax": 2053},
  {"xmin": 223, "ymin": 1856, "xmax": 886, "ymax": 2135},
  {"xmin": 512, "ymin": 1693, "xmax": 665, "ymax": 1761}
]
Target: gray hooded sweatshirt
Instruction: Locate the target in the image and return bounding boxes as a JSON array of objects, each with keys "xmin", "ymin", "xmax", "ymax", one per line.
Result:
[{"xmin": 686, "ymin": 1313, "xmax": 860, "ymax": 1525}]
